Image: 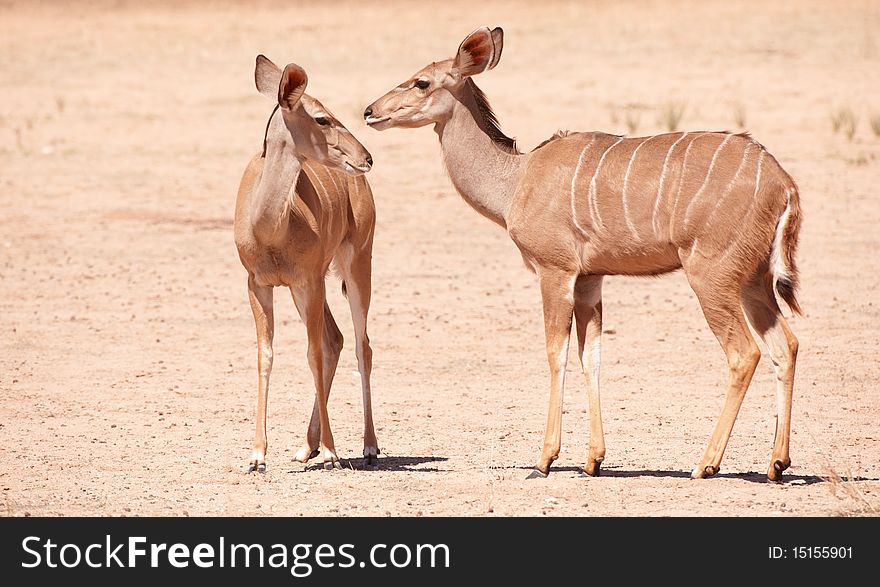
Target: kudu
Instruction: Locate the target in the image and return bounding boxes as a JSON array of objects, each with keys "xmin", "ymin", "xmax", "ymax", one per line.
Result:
[
  {"xmin": 234, "ymin": 55, "xmax": 379, "ymax": 472},
  {"xmin": 364, "ymin": 27, "xmax": 801, "ymax": 481}
]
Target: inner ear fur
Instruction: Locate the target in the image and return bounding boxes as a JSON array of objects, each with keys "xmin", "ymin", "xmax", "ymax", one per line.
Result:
[
  {"xmin": 453, "ymin": 27, "xmax": 499, "ymax": 77},
  {"xmin": 278, "ymin": 63, "xmax": 308, "ymax": 110}
]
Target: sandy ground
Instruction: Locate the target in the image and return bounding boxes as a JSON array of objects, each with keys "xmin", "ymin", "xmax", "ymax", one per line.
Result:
[{"xmin": 1, "ymin": 0, "xmax": 879, "ymax": 517}]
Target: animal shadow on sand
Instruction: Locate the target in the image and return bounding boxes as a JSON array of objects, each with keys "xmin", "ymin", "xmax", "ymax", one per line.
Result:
[
  {"xmin": 516, "ymin": 465, "xmax": 862, "ymax": 485},
  {"xmin": 297, "ymin": 455, "xmax": 449, "ymax": 473}
]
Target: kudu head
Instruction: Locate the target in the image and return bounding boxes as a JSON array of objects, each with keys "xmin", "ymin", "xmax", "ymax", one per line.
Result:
[
  {"xmin": 255, "ymin": 55, "xmax": 372, "ymax": 174},
  {"xmin": 363, "ymin": 27, "xmax": 504, "ymax": 130}
]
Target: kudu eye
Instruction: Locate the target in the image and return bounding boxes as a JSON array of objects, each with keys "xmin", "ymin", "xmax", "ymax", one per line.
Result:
[
  {"xmin": 315, "ymin": 116, "xmax": 331, "ymax": 126},
  {"xmin": 414, "ymin": 79, "xmax": 430, "ymax": 90}
]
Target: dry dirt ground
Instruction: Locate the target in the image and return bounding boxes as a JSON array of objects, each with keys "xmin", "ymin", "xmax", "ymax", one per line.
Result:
[{"xmin": 1, "ymin": 0, "xmax": 879, "ymax": 517}]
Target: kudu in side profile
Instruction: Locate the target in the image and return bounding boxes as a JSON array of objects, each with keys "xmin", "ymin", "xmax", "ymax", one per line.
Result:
[
  {"xmin": 235, "ymin": 55, "xmax": 379, "ymax": 472},
  {"xmin": 364, "ymin": 28, "xmax": 801, "ymax": 481}
]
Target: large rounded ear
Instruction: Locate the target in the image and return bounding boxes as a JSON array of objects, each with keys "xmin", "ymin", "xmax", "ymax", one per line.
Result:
[
  {"xmin": 254, "ymin": 54, "xmax": 282, "ymax": 100},
  {"xmin": 488, "ymin": 27, "xmax": 504, "ymax": 70},
  {"xmin": 278, "ymin": 63, "xmax": 307, "ymax": 110},
  {"xmin": 453, "ymin": 26, "xmax": 502, "ymax": 77}
]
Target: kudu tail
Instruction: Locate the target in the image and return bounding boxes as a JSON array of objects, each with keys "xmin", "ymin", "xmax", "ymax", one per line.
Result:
[{"xmin": 770, "ymin": 183, "xmax": 803, "ymax": 315}]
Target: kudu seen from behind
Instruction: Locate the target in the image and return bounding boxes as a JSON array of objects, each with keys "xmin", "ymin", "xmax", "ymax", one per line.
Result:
[
  {"xmin": 234, "ymin": 56, "xmax": 379, "ymax": 473},
  {"xmin": 364, "ymin": 27, "xmax": 802, "ymax": 481}
]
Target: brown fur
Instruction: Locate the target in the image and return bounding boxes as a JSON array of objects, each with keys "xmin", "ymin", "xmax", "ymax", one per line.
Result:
[
  {"xmin": 235, "ymin": 56, "xmax": 379, "ymax": 472},
  {"xmin": 365, "ymin": 26, "xmax": 802, "ymax": 481}
]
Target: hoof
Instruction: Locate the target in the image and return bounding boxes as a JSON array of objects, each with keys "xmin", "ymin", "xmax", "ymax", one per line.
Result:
[
  {"xmin": 293, "ymin": 447, "xmax": 320, "ymax": 463},
  {"xmin": 767, "ymin": 459, "xmax": 790, "ymax": 483},
  {"xmin": 526, "ymin": 468, "xmax": 548, "ymax": 480},
  {"xmin": 362, "ymin": 454, "xmax": 379, "ymax": 469},
  {"xmin": 691, "ymin": 465, "xmax": 719, "ymax": 479},
  {"xmin": 247, "ymin": 463, "xmax": 266, "ymax": 474},
  {"xmin": 323, "ymin": 460, "xmax": 343, "ymax": 471},
  {"xmin": 584, "ymin": 459, "xmax": 603, "ymax": 477}
]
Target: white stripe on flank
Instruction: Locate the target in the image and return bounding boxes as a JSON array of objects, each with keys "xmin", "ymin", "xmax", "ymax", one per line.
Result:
[
  {"xmin": 588, "ymin": 137, "xmax": 626, "ymax": 232},
  {"xmin": 570, "ymin": 136, "xmax": 598, "ymax": 237},
  {"xmin": 752, "ymin": 149, "xmax": 766, "ymax": 201},
  {"xmin": 668, "ymin": 133, "xmax": 705, "ymax": 239},
  {"xmin": 621, "ymin": 135, "xmax": 655, "ymax": 241},
  {"xmin": 706, "ymin": 143, "xmax": 753, "ymax": 222},
  {"xmin": 651, "ymin": 132, "xmax": 689, "ymax": 236},
  {"xmin": 683, "ymin": 134, "xmax": 733, "ymax": 228},
  {"xmin": 716, "ymin": 148, "xmax": 765, "ymax": 264}
]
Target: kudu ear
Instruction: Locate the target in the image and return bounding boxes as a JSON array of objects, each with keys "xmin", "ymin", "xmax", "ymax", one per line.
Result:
[
  {"xmin": 488, "ymin": 27, "xmax": 504, "ymax": 70},
  {"xmin": 254, "ymin": 54, "xmax": 283, "ymax": 100},
  {"xmin": 453, "ymin": 27, "xmax": 502, "ymax": 78},
  {"xmin": 278, "ymin": 63, "xmax": 308, "ymax": 111}
]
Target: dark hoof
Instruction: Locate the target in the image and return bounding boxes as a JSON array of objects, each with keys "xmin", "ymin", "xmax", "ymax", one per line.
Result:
[
  {"xmin": 767, "ymin": 459, "xmax": 789, "ymax": 483},
  {"xmin": 362, "ymin": 454, "xmax": 379, "ymax": 469},
  {"xmin": 526, "ymin": 468, "xmax": 548, "ymax": 480},
  {"xmin": 704, "ymin": 465, "xmax": 718, "ymax": 477},
  {"xmin": 584, "ymin": 460, "xmax": 602, "ymax": 477},
  {"xmin": 248, "ymin": 463, "xmax": 266, "ymax": 474}
]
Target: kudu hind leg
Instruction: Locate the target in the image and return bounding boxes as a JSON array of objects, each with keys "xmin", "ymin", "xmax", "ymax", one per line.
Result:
[
  {"xmin": 742, "ymin": 278, "xmax": 798, "ymax": 482},
  {"xmin": 293, "ymin": 301, "xmax": 344, "ymax": 464},
  {"xmin": 247, "ymin": 276, "xmax": 274, "ymax": 473},
  {"xmin": 574, "ymin": 275, "xmax": 605, "ymax": 476},
  {"xmin": 292, "ymin": 282, "xmax": 341, "ymax": 469},
  {"xmin": 529, "ymin": 270, "xmax": 577, "ymax": 479},
  {"xmin": 338, "ymin": 247, "xmax": 379, "ymax": 467},
  {"xmin": 687, "ymin": 273, "xmax": 761, "ymax": 479}
]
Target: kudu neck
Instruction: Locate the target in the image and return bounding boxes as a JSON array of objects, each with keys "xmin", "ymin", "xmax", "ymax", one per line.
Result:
[
  {"xmin": 251, "ymin": 118, "xmax": 303, "ymax": 244},
  {"xmin": 435, "ymin": 82, "xmax": 526, "ymax": 229}
]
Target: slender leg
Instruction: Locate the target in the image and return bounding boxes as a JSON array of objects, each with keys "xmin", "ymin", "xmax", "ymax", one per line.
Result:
[
  {"xmin": 293, "ymin": 302, "xmax": 343, "ymax": 463},
  {"xmin": 684, "ymin": 259, "xmax": 761, "ymax": 479},
  {"xmin": 338, "ymin": 244, "xmax": 379, "ymax": 467},
  {"xmin": 574, "ymin": 275, "xmax": 605, "ymax": 476},
  {"xmin": 291, "ymin": 280, "xmax": 340, "ymax": 469},
  {"xmin": 528, "ymin": 269, "xmax": 577, "ymax": 478},
  {"xmin": 247, "ymin": 275, "xmax": 274, "ymax": 473},
  {"xmin": 742, "ymin": 276, "xmax": 798, "ymax": 482}
]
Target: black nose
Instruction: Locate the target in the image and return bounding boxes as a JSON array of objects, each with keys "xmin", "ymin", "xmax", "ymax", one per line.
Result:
[
  {"xmin": 363, "ymin": 106, "xmax": 373, "ymax": 120},
  {"xmin": 366, "ymin": 155, "xmax": 373, "ymax": 167}
]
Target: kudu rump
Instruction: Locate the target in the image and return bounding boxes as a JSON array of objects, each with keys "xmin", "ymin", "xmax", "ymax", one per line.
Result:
[
  {"xmin": 235, "ymin": 56, "xmax": 379, "ymax": 472},
  {"xmin": 365, "ymin": 27, "xmax": 801, "ymax": 481}
]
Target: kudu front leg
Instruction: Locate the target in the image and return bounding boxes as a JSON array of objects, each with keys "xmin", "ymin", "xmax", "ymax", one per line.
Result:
[
  {"xmin": 247, "ymin": 276, "xmax": 274, "ymax": 473},
  {"xmin": 574, "ymin": 275, "xmax": 605, "ymax": 476},
  {"xmin": 292, "ymin": 282, "xmax": 341, "ymax": 469},
  {"xmin": 527, "ymin": 270, "xmax": 577, "ymax": 479}
]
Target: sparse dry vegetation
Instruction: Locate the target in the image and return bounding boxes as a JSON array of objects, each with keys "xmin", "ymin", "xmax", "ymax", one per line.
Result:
[
  {"xmin": 658, "ymin": 101, "xmax": 686, "ymax": 132},
  {"xmin": 732, "ymin": 102, "xmax": 747, "ymax": 129},
  {"xmin": 822, "ymin": 465, "xmax": 879, "ymax": 516},
  {"xmin": 624, "ymin": 109, "xmax": 640, "ymax": 135},
  {"xmin": 830, "ymin": 107, "xmax": 858, "ymax": 140},
  {"xmin": 870, "ymin": 113, "xmax": 880, "ymax": 137}
]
